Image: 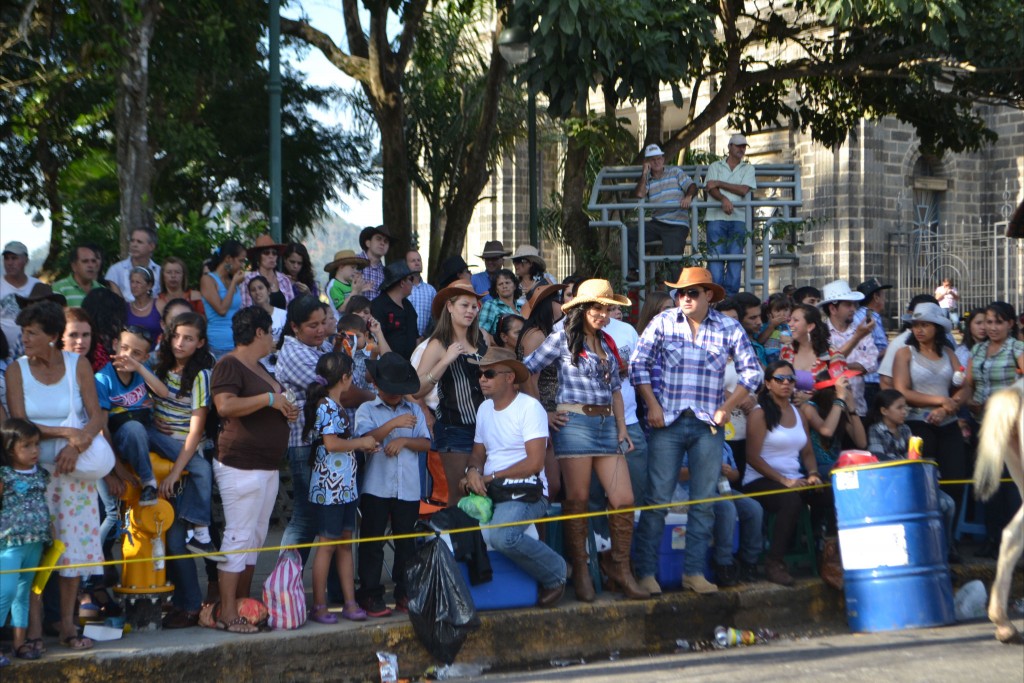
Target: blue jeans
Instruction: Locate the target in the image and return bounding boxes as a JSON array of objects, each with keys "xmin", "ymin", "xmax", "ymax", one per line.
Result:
[
  {"xmin": 97, "ymin": 477, "xmax": 120, "ymax": 557},
  {"xmin": 147, "ymin": 427, "xmax": 213, "ymax": 527},
  {"xmin": 706, "ymin": 220, "xmax": 746, "ymax": 295},
  {"xmin": 164, "ymin": 516, "xmax": 202, "ymax": 612},
  {"xmin": 719, "ymin": 491, "xmax": 764, "ymax": 565},
  {"xmin": 113, "ymin": 421, "xmax": 154, "ymax": 483},
  {"xmin": 488, "ymin": 499, "xmax": 567, "ymax": 590},
  {"xmin": 636, "ymin": 411, "xmax": 724, "ymax": 578},
  {"xmin": 281, "ymin": 445, "xmax": 316, "ymax": 566},
  {"xmin": 0, "ymin": 542, "xmax": 43, "ymax": 628},
  {"xmin": 624, "ymin": 423, "xmax": 649, "ymax": 508}
]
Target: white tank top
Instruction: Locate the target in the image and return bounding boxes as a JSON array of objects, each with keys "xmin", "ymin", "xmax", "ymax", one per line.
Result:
[
  {"xmin": 17, "ymin": 351, "xmax": 85, "ymax": 465},
  {"xmin": 743, "ymin": 404, "xmax": 807, "ymax": 486}
]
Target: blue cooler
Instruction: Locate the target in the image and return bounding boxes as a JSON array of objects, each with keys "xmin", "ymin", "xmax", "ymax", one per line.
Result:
[
  {"xmin": 458, "ymin": 550, "xmax": 538, "ymax": 610},
  {"xmin": 832, "ymin": 460, "xmax": 955, "ymax": 632},
  {"xmin": 635, "ymin": 512, "xmax": 739, "ymax": 589}
]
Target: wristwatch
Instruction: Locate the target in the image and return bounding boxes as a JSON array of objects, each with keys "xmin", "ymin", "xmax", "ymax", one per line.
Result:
[{"xmin": 464, "ymin": 465, "xmax": 482, "ymax": 476}]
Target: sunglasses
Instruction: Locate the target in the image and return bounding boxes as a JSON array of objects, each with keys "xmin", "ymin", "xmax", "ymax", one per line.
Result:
[
  {"xmin": 680, "ymin": 288, "xmax": 704, "ymax": 300},
  {"xmin": 476, "ymin": 368, "xmax": 512, "ymax": 379},
  {"xmin": 771, "ymin": 374, "xmax": 797, "ymax": 384}
]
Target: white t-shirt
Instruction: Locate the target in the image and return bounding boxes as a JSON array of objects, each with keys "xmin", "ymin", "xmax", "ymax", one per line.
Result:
[
  {"xmin": 0, "ymin": 275, "xmax": 40, "ymax": 357},
  {"xmin": 105, "ymin": 258, "xmax": 161, "ymax": 303},
  {"xmin": 723, "ymin": 362, "xmax": 746, "ymax": 441},
  {"xmin": 411, "ymin": 339, "xmax": 439, "ymax": 411},
  {"xmin": 878, "ymin": 329, "xmax": 912, "ymax": 379},
  {"xmin": 742, "ymin": 405, "xmax": 807, "ymax": 486},
  {"xmin": 474, "ymin": 392, "xmax": 549, "ymax": 494},
  {"xmin": 603, "ymin": 318, "xmax": 639, "ymax": 426}
]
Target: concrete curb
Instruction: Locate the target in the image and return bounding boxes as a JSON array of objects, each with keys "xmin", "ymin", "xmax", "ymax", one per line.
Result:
[{"xmin": 20, "ymin": 563, "xmax": 1021, "ymax": 682}]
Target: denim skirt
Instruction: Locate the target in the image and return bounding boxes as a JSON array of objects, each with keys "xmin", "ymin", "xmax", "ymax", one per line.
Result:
[
  {"xmin": 552, "ymin": 411, "xmax": 618, "ymax": 458},
  {"xmin": 432, "ymin": 421, "xmax": 476, "ymax": 454}
]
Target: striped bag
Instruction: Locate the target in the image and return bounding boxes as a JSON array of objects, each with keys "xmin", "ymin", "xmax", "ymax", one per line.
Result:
[{"xmin": 262, "ymin": 549, "xmax": 307, "ymax": 629}]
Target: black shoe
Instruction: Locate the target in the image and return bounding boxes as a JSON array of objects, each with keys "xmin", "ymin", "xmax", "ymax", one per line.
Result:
[
  {"xmin": 975, "ymin": 540, "xmax": 999, "ymax": 559},
  {"xmin": 738, "ymin": 560, "xmax": 759, "ymax": 583},
  {"xmin": 139, "ymin": 485, "xmax": 159, "ymax": 506},
  {"xmin": 714, "ymin": 562, "xmax": 739, "ymax": 587},
  {"xmin": 360, "ymin": 597, "xmax": 392, "ymax": 618},
  {"xmin": 186, "ymin": 538, "xmax": 227, "ymax": 563}
]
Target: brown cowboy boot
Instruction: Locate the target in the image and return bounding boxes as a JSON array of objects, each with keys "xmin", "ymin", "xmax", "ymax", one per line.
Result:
[
  {"xmin": 561, "ymin": 500, "xmax": 596, "ymax": 602},
  {"xmin": 606, "ymin": 510, "xmax": 650, "ymax": 600}
]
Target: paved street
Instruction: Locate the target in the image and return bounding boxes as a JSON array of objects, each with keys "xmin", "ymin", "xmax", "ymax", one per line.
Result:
[{"xmin": 480, "ymin": 620, "xmax": 1024, "ymax": 682}]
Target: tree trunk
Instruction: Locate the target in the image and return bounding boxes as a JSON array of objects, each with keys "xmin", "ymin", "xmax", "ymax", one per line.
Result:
[
  {"xmin": 115, "ymin": 0, "xmax": 159, "ymax": 257},
  {"xmin": 375, "ymin": 101, "xmax": 412, "ymax": 260},
  {"xmin": 645, "ymin": 90, "xmax": 662, "ymax": 148},
  {"xmin": 561, "ymin": 131, "xmax": 591, "ymax": 273}
]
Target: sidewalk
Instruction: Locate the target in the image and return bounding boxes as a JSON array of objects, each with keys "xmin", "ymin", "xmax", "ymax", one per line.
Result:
[{"xmin": 9, "ymin": 535, "xmax": 1021, "ymax": 683}]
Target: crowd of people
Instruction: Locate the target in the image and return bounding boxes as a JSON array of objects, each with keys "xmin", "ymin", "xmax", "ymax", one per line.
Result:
[{"xmin": 1, "ymin": 222, "xmax": 1022, "ymax": 662}]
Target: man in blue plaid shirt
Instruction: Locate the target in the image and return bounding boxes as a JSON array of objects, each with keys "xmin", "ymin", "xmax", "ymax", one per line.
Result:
[{"xmin": 629, "ymin": 267, "xmax": 763, "ymax": 595}]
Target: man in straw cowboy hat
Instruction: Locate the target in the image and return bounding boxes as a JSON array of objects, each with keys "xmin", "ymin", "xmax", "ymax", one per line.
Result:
[
  {"xmin": 629, "ymin": 267, "xmax": 763, "ymax": 595},
  {"xmin": 324, "ymin": 249, "xmax": 370, "ymax": 314},
  {"xmin": 461, "ymin": 346, "xmax": 568, "ymax": 608},
  {"xmin": 819, "ymin": 279, "xmax": 878, "ymax": 416},
  {"xmin": 471, "ymin": 240, "xmax": 512, "ymax": 303}
]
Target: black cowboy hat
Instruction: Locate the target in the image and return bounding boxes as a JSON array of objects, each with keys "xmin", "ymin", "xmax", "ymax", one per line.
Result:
[
  {"xmin": 365, "ymin": 352, "xmax": 421, "ymax": 395},
  {"xmin": 380, "ymin": 261, "xmax": 418, "ymax": 292},
  {"xmin": 434, "ymin": 255, "xmax": 476, "ymax": 289}
]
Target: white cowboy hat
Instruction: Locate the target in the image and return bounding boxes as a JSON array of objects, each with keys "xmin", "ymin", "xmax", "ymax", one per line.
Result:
[
  {"xmin": 909, "ymin": 302, "xmax": 952, "ymax": 331},
  {"xmin": 818, "ymin": 280, "xmax": 864, "ymax": 307}
]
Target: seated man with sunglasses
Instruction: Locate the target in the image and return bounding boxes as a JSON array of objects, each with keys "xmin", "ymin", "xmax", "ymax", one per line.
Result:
[
  {"xmin": 460, "ymin": 347, "xmax": 567, "ymax": 608},
  {"xmin": 630, "ymin": 267, "xmax": 763, "ymax": 595}
]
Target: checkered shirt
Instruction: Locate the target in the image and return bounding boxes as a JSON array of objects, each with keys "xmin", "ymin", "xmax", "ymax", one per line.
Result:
[
  {"xmin": 357, "ymin": 251, "xmax": 385, "ymax": 301},
  {"xmin": 409, "ymin": 280, "xmax": 436, "ymax": 336},
  {"xmin": 524, "ymin": 330, "xmax": 621, "ymax": 405}
]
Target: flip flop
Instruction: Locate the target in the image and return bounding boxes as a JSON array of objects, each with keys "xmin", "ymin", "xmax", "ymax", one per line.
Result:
[
  {"xmin": 59, "ymin": 635, "xmax": 94, "ymax": 651},
  {"xmin": 216, "ymin": 616, "xmax": 258, "ymax": 634}
]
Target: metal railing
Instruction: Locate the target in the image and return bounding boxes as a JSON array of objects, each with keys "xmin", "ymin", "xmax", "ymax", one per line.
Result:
[{"xmin": 587, "ymin": 164, "xmax": 804, "ymax": 296}]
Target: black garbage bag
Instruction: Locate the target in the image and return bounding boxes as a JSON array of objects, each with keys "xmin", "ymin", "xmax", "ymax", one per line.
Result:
[{"xmin": 404, "ymin": 530, "xmax": 481, "ymax": 664}]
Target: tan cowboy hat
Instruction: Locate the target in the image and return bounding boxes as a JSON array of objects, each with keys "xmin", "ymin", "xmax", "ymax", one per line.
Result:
[
  {"xmin": 246, "ymin": 234, "xmax": 287, "ymax": 262},
  {"xmin": 467, "ymin": 346, "xmax": 530, "ymax": 384},
  {"xmin": 477, "ymin": 240, "xmax": 511, "ymax": 259},
  {"xmin": 432, "ymin": 282, "xmax": 484, "ymax": 320},
  {"xmin": 664, "ymin": 267, "xmax": 726, "ymax": 304},
  {"xmin": 323, "ymin": 249, "xmax": 370, "ymax": 274},
  {"xmin": 520, "ymin": 283, "xmax": 566, "ymax": 319},
  {"xmin": 510, "ymin": 244, "xmax": 546, "ymax": 271},
  {"xmin": 562, "ymin": 279, "xmax": 630, "ymax": 312}
]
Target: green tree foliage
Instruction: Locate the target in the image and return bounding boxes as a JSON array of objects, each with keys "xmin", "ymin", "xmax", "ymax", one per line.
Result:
[
  {"xmin": 515, "ymin": 0, "xmax": 1024, "ymax": 269},
  {"xmin": 0, "ymin": 0, "xmax": 376, "ymax": 278}
]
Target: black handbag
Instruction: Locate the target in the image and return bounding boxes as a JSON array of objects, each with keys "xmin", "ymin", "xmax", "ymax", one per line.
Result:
[{"xmin": 486, "ymin": 475, "xmax": 544, "ymax": 504}]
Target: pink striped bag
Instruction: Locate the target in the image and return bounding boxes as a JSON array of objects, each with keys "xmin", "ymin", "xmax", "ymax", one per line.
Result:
[{"xmin": 262, "ymin": 549, "xmax": 307, "ymax": 629}]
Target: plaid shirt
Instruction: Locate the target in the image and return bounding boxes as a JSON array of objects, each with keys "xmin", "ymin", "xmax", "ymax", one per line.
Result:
[
  {"xmin": 826, "ymin": 318, "xmax": 878, "ymax": 415},
  {"xmin": 408, "ymin": 280, "xmax": 436, "ymax": 336},
  {"xmin": 478, "ymin": 298, "xmax": 518, "ymax": 337},
  {"xmin": 276, "ymin": 335, "xmax": 333, "ymax": 447},
  {"xmin": 866, "ymin": 422, "xmax": 911, "ymax": 462},
  {"xmin": 240, "ymin": 271, "xmax": 295, "ymax": 308},
  {"xmin": 524, "ymin": 330, "xmax": 622, "ymax": 405},
  {"xmin": 852, "ymin": 306, "xmax": 888, "ymax": 384},
  {"xmin": 357, "ymin": 251, "xmax": 385, "ymax": 300},
  {"xmin": 629, "ymin": 308, "xmax": 763, "ymax": 427}
]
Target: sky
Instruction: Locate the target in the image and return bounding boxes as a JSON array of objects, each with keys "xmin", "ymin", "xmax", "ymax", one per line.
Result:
[{"xmin": 0, "ymin": 0, "xmax": 383, "ymax": 254}]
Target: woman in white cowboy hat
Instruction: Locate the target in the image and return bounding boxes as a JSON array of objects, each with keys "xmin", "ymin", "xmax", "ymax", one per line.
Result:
[
  {"xmin": 414, "ymin": 282, "xmax": 487, "ymax": 507},
  {"xmin": 241, "ymin": 234, "xmax": 294, "ymax": 309},
  {"xmin": 524, "ymin": 279, "xmax": 648, "ymax": 602}
]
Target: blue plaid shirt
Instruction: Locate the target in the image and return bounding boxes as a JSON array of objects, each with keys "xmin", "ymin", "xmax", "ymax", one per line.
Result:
[
  {"xmin": 276, "ymin": 335, "xmax": 333, "ymax": 448},
  {"xmin": 524, "ymin": 330, "xmax": 622, "ymax": 405},
  {"xmin": 629, "ymin": 308, "xmax": 763, "ymax": 427},
  {"xmin": 409, "ymin": 280, "xmax": 436, "ymax": 336},
  {"xmin": 357, "ymin": 251, "xmax": 385, "ymax": 301},
  {"xmin": 852, "ymin": 306, "xmax": 887, "ymax": 384}
]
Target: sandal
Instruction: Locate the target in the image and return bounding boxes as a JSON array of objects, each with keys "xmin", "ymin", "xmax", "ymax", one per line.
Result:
[
  {"xmin": 27, "ymin": 638, "xmax": 46, "ymax": 654},
  {"xmin": 341, "ymin": 602, "xmax": 367, "ymax": 622},
  {"xmin": 15, "ymin": 642, "xmax": 41, "ymax": 660},
  {"xmin": 59, "ymin": 635, "xmax": 94, "ymax": 650},
  {"xmin": 216, "ymin": 616, "xmax": 258, "ymax": 634},
  {"xmin": 310, "ymin": 604, "xmax": 338, "ymax": 624}
]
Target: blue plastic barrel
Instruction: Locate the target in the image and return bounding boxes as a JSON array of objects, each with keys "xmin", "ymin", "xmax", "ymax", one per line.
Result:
[{"xmin": 832, "ymin": 460, "xmax": 955, "ymax": 632}]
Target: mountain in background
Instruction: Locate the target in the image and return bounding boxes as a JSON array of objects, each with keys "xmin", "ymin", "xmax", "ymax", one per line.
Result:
[{"xmin": 304, "ymin": 213, "xmax": 364, "ymax": 284}]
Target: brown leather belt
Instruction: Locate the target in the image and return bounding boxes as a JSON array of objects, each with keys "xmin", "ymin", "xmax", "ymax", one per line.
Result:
[{"xmin": 557, "ymin": 403, "xmax": 612, "ymax": 417}]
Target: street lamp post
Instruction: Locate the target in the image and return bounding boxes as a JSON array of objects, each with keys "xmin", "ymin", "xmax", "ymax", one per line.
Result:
[
  {"xmin": 268, "ymin": 0, "xmax": 283, "ymax": 243},
  {"xmin": 498, "ymin": 26, "xmax": 538, "ymax": 249}
]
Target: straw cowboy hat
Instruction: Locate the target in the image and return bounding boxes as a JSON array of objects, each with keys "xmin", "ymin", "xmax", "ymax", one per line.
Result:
[
  {"xmin": 246, "ymin": 234, "xmax": 287, "ymax": 262},
  {"xmin": 562, "ymin": 279, "xmax": 630, "ymax": 312},
  {"xmin": 323, "ymin": 249, "xmax": 370, "ymax": 274},
  {"xmin": 664, "ymin": 267, "xmax": 726, "ymax": 304},
  {"xmin": 909, "ymin": 302, "xmax": 952, "ymax": 331},
  {"xmin": 520, "ymin": 283, "xmax": 566, "ymax": 319},
  {"xmin": 468, "ymin": 346, "xmax": 530, "ymax": 384},
  {"xmin": 431, "ymin": 281, "xmax": 484, "ymax": 320},
  {"xmin": 477, "ymin": 240, "xmax": 512, "ymax": 259},
  {"xmin": 818, "ymin": 280, "xmax": 864, "ymax": 307},
  {"xmin": 510, "ymin": 244, "xmax": 546, "ymax": 271}
]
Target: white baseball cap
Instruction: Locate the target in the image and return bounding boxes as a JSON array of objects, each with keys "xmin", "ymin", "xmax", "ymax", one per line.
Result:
[
  {"xmin": 728, "ymin": 134, "xmax": 748, "ymax": 146},
  {"xmin": 643, "ymin": 143, "xmax": 664, "ymax": 158},
  {"xmin": 2, "ymin": 241, "xmax": 28, "ymax": 257}
]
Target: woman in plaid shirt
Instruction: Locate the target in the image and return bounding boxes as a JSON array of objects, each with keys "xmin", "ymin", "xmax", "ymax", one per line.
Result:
[{"xmin": 525, "ymin": 279, "xmax": 648, "ymax": 602}]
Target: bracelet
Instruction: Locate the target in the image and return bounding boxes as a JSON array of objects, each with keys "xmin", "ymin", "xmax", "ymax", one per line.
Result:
[
  {"xmin": 426, "ymin": 371, "xmax": 438, "ymax": 384},
  {"xmin": 464, "ymin": 465, "xmax": 481, "ymax": 476},
  {"xmin": 268, "ymin": 391, "xmax": 275, "ymax": 407},
  {"xmin": 832, "ymin": 399, "xmax": 848, "ymax": 410},
  {"xmin": 808, "ymin": 471, "xmax": 820, "ymax": 479}
]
